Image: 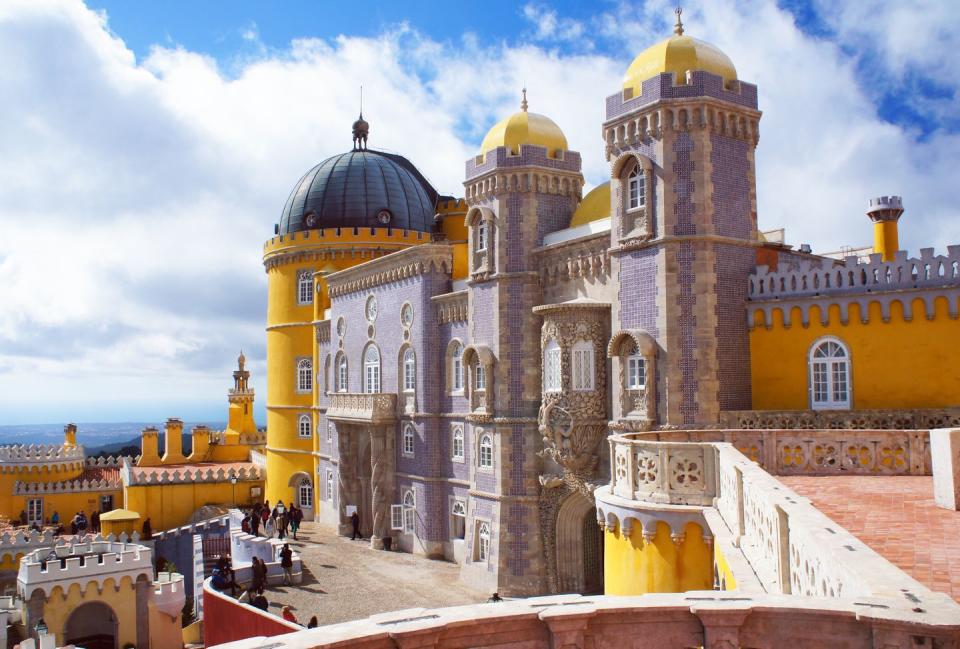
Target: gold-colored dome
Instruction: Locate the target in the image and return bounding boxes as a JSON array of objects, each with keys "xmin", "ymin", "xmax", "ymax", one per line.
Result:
[
  {"xmin": 479, "ymin": 89, "xmax": 568, "ymax": 158},
  {"xmin": 570, "ymin": 182, "xmax": 611, "ymax": 227},
  {"xmin": 622, "ymin": 12, "xmax": 736, "ymax": 97}
]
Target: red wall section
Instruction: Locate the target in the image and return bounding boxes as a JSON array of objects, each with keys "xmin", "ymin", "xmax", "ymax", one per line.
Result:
[{"xmin": 203, "ymin": 579, "xmax": 301, "ymax": 647}]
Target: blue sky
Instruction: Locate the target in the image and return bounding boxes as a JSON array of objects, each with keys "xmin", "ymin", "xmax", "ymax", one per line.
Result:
[{"xmin": 0, "ymin": 0, "xmax": 957, "ymax": 424}]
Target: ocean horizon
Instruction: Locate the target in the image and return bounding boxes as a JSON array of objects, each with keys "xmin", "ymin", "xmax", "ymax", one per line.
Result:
[{"xmin": 0, "ymin": 421, "xmax": 228, "ymax": 450}]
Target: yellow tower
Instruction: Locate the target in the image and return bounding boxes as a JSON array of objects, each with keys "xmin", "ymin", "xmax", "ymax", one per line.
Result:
[
  {"xmin": 227, "ymin": 351, "xmax": 257, "ymax": 442},
  {"xmin": 263, "ymin": 117, "xmax": 450, "ymax": 512},
  {"xmin": 867, "ymin": 195, "xmax": 904, "ymax": 262}
]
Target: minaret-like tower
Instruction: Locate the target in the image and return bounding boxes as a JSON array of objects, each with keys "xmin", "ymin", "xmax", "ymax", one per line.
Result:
[
  {"xmin": 227, "ymin": 351, "xmax": 256, "ymax": 439},
  {"xmin": 462, "ymin": 91, "xmax": 583, "ymax": 594},
  {"xmin": 605, "ymin": 10, "xmax": 762, "ymax": 426},
  {"xmin": 867, "ymin": 195, "xmax": 904, "ymax": 262}
]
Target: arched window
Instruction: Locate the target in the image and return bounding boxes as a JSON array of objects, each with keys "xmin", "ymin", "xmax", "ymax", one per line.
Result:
[
  {"xmin": 476, "ymin": 221, "xmax": 488, "ymax": 251},
  {"xmin": 336, "ymin": 354, "xmax": 348, "ymax": 392},
  {"xmin": 479, "ymin": 433, "xmax": 493, "ymax": 469},
  {"xmin": 627, "ymin": 167, "xmax": 645, "ymax": 211},
  {"xmin": 451, "ymin": 426, "xmax": 465, "ymax": 461},
  {"xmin": 451, "ymin": 342, "xmax": 464, "ymax": 392},
  {"xmin": 297, "ymin": 358, "xmax": 312, "ymax": 393},
  {"xmin": 451, "ymin": 500, "xmax": 466, "ymax": 540},
  {"xmin": 543, "ymin": 339, "xmax": 561, "ymax": 393},
  {"xmin": 402, "ymin": 424, "xmax": 415, "ymax": 457},
  {"xmin": 364, "ymin": 345, "xmax": 381, "ymax": 393},
  {"xmin": 297, "ymin": 270, "xmax": 313, "ymax": 305},
  {"xmin": 477, "ymin": 522, "xmax": 491, "ymax": 562},
  {"xmin": 298, "ymin": 478, "xmax": 313, "ymax": 509},
  {"xmin": 626, "ymin": 346, "xmax": 646, "ymax": 389},
  {"xmin": 810, "ymin": 338, "xmax": 851, "ymax": 410},
  {"xmin": 298, "ymin": 414, "xmax": 312, "ymax": 438},
  {"xmin": 403, "ymin": 349, "xmax": 416, "ymax": 392},
  {"xmin": 402, "ymin": 490, "xmax": 416, "ymax": 534},
  {"xmin": 475, "ymin": 364, "xmax": 486, "ymax": 391},
  {"xmin": 571, "ymin": 340, "xmax": 594, "ymax": 391}
]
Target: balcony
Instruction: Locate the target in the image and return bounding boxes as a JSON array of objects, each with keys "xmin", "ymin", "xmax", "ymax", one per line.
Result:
[
  {"xmin": 326, "ymin": 393, "xmax": 397, "ymax": 424},
  {"xmin": 609, "ymin": 435, "xmax": 718, "ymax": 506}
]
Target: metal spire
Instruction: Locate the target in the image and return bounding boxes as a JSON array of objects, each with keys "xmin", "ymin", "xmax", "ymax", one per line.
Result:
[
  {"xmin": 674, "ymin": 6, "xmax": 684, "ymax": 36},
  {"xmin": 521, "ymin": 86, "xmax": 528, "ymax": 112}
]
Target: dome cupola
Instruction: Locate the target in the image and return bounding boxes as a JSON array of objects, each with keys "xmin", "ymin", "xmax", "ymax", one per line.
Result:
[
  {"xmin": 479, "ymin": 88, "xmax": 568, "ymax": 159},
  {"xmin": 622, "ymin": 8, "xmax": 737, "ymax": 98}
]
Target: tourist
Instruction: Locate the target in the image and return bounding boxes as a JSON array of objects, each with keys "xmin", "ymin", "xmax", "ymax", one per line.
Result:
[
  {"xmin": 350, "ymin": 510, "xmax": 361, "ymax": 540},
  {"xmin": 69, "ymin": 519, "xmax": 77, "ymax": 536},
  {"xmin": 251, "ymin": 587, "xmax": 269, "ymax": 611},
  {"xmin": 18, "ymin": 510, "xmax": 27, "ymax": 526},
  {"xmin": 252, "ymin": 556, "xmax": 267, "ymax": 592},
  {"xmin": 260, "ymin": 506, "xmax": 270, "ymax": 536},
  {"xmin": 241, "ymin": 515, "xmax": 251, "ymax": 534},
  {"xmin": 281, "ymin": 605, "xmax": 297, "ymax": 624},
  {"xmin": 238, "ymin": 584, "xmax": 257, "ymax": 604},
  {"xmin": 290, "ymin": 504, "xmax": 303, "ymax": 540},
  {"xmin": 91, "ymin": 510, "xmax": 100, "ymax": 534},
  {"xmin": 142, "ymin": 518, "xmax": 153, "ymax": 540},
  {"xmin": 279, "ymin": 543, "xmax": 293, "ymax": 586},
  {"xmin": 307, "ymin": 616, "xmax": 318, "ymax": 628},
  {"xmin": 211, "ymin": 566, "xmax": 239, "ymax": 597},
  {"xmin": 251, "ymin": 505, "xmax": 261, "ymax": 536},
  {"xmin": 50, "ymin": 511, "xmax": 59, "ymax": 525},
  {"xmin": 487, "ymin": 592, "xmax": 503, "ymax": 602}
]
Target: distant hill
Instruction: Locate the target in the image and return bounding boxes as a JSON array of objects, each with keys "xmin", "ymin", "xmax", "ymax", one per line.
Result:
[
  {"xmin": 87, "ymin": 433, "xmax": 194, "ymax": 457},
  {"xmin": 0, "ymin": 422, "xmax": 225, "ymax": 453}
]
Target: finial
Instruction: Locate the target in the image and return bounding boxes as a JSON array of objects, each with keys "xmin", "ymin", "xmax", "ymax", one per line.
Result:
[
  {"xmin": 359, "ymin": 84, "xmax": 363, "ymax": 119},
  {"xmin": 352, "ymin": 85, "xmax": 369, "ymax": 151},
  {"xmin": 521, "ymin": 86, "xmax": 528, "ymax": 112},
  {"xmin": 674, "ymin": 6, "xmax": 684, "ymax": 35}
]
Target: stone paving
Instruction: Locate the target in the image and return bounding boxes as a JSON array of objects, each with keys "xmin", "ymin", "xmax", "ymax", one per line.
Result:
[
  {"xmin": 256, "ymin": 521, "xmax": 487, "ymax": 626},
  {"xmin": 781, "ymin": 475, "xmax": 960, "ymax": 603}
]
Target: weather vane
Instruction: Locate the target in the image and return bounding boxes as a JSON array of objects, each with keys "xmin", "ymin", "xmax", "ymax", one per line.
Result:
[{"xmin": 674, "ymin": 6, "xmax": 684, "ymax": 35}]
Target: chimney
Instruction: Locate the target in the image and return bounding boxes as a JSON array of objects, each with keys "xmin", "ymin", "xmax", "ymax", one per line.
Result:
[
  {"xmin": 161, "ymin": 418, "xmax": 185, "ymax": 464},
  {"xmin": 867, "ymin": 196, "xmax": 904, "ymax": 262},
  {"xmin": 138, "ymin": 427, "xmax": 161, "ymax": 467},
  {"xmin": 63, "ymin": 423, "xmax": 77, "ymax": 448},
  {"xmin": 189, "ymin": 425, "xmax": 210, "ymax": 461}
]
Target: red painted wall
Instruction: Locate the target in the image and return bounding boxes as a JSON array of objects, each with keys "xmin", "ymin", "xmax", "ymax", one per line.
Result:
[{"xmin": 203, "ymin": 579, "xmax": 301, "ymax": 647}]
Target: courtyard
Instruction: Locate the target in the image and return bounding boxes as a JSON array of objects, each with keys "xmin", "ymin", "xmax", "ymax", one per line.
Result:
[{"xmin": 256, "ymin": 522, "xmax": 488, "ymax": 626}]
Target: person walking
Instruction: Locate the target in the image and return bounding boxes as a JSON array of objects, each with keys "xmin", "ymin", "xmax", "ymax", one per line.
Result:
[
  {"xmin": 279, "ymin": 543, "xmax": 294, "ymax": 586},
  {"xmin": 260, "ymin": 505, "xmax": 270, "ymax": 537},
  {"xmin": 251, "ymin": 504, "xmax": 261, "ymax": 536},
  {"xmin": 252, "ymin": 556, "xmax": 267, "ymax": 592},
  {"xmin": 290, "ymin": 504, "xmax": 303, "ymax": 540},
  {"xmin": 91, "ymin": 510, "xmax": 100, "ymax": 534},
  {"xmin": 350, "ymin": 510, "xmax": 361, "ymax": 540}
]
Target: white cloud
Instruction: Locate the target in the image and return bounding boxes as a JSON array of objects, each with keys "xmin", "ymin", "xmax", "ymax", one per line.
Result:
[{"xmin": 0, "ymin": 0, "xmax": 956, "ymax": 422}]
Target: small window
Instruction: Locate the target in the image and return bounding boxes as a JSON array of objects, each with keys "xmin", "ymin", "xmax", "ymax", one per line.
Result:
[
  {"xmin": 391, "ymin": 504, "xmax": 404, "ymax": 530},
  {"xmin": 476, "ymin": 521, "xmax": 491, "ymax": 562},
  {"xmin": 325, "ymin": 470, "xmax": 334, "ymax": 502},
  {"xmin": 337, "ymin": 354, "xmax": 348, "ymax": 392},
  {"xmin": 27, "ymin": 498, "xmax": 42, "ymax": 525},
  {"xmin": 475, "ymin": 364, "xmax": 486, "ymax": 391},
  {"xmin": 476, "ymin": 221, "xmax": 487, "ymax": 252},
  {"xmin": 364, "ymin": 345, "xmax": 381, "ymax": 393},
  {"xmin": 572, "ymin": 340, "xmax": 594, "ymax": 391},
  {"xmin": 810, "ymin": 338, "xmax": 851, "ymax": 410},
  {"xmin": 298, "ymin": 479, "xmax": 313, "ymax": 508},
  {"xmin": 627, "ymin": 167, "xmax": 645, "ymax": 211},
  {"xmin": 327, "ymin": 422, "xmax": 333, "ymax": 443},
  {"xmin": 452, "ymin": 426, "xmax": 465, "ymax": 461},
  {"xmin": 451, "ymin": 500, "xmax": 466, "ymax": 540},
  {"xmin": 297, "ymin": 358, "xmax": 313, "ymax": 393},
  {"xmin": 479, "ymin": 433, "xmax": 493, "ymax": 469},
  {"xmin": 543, "ymin": 339, "xmax": 561, "ymax": 393},
  {"xmin": 402, "ymin": 424, "xmax": 415, "ymax": 457},
  {"xmin": 298, "ymin": 414, "xmax": 312, "ymax": 438},
  {"xmin": 627, "ymin": 352, "xmax": 646, "ymax": 390},
  {"xmin": 451, "ymin": 342, "xmax": 464, "ymax": 392},
  {"xmin": 403, "ymin": 490, "xmax": 415, "ymax": 534},
  {"xmin": 403, "ymin": 349, "xmax": 416, "ymax": 392},
  {"xmin": 297, "ymin": 270, "xmax": 314, "ymax": 305}
]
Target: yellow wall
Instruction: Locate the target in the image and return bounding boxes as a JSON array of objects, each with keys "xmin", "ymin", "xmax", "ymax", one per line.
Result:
[
  {"xmin": 0, "ymin": 463, "xmax": 86, "ymax": 521},
  {"xmin": 42, "ymin": 577, "xmax": 140, "ymax": 648},
  {"xmin": 714, "ymin": 545, "xmax": 738, "ymax": 591},
  {"xmin": 125, "ymin": 480, "xmax": 261, "ymax": 531},
  {"xmin": 0, "ymin": 481, "xmax": 121, "ymax": 527},
  {"xmin": 873, "ymin": 220, "xmax": 900, "ymax": 262},
  {"xmin": 751, "ymin": 297, "xmax": 960, "ymax": 410},
  {"xmin": 604, "ymin": 521, "xmax": 712, "ymax": 595}
]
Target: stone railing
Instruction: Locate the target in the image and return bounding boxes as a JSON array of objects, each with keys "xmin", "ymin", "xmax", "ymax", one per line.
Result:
[
  {"xmin": 748, "ymin": 246, "xmax": 960, "ymax": 301},
  {"xmin": 0, "ymin": 443, "xmax": 85, "ymax": 462},
  {"xmin": 249, "ymin": 449, "xmax": 266, "ymax": 468},
  {"xmin": 432, "ymin": 290, "xmax": 468, "ymax": 324},
  {"xmin": 720, "ymin": 407, "xmax": 960, "ymax": 432},
  {"xmin": 326, "ymin": 393, "xmax": 397, "ymax": 424},
  {"xmin": 630, "ymin": 428, "xmax": 931, "ymax": 476},
  {"xmin": 204, "ymin": 592, "xmax": 960, "ymax": 649},
  {"xmin": 610, "ymin": 437, "xmax": 717, "ymax": 506}
]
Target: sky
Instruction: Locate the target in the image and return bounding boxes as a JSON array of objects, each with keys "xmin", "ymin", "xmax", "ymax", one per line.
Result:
[{"xmin": 0, "ymin": 0, "xmax": 957, "ymax": 424}]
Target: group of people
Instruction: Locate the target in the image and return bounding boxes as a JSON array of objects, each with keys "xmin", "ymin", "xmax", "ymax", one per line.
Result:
[
  {"xmin": 241, "ymin": 500, "xmax": 304, "ymax": 540},
  {"xmin": 16, "ymin": 509, "xmax": 102, "ymax": 536}
]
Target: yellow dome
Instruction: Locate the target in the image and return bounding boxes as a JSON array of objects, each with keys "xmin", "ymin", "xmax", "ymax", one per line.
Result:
[
  {"xmin": 622, "ymin": 28, "xmax": 737, "ymax": 97},
  {"xmin": 570, "ymin": 182, "xmax": 611, "ymax": 227},
  {"xmin": 479, "ymin": 94, "xmax": 568, "ymax": 159}
]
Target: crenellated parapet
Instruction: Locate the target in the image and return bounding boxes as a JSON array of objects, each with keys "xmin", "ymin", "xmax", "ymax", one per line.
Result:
[
  {"xmin": 464, "ymin": 145, "xmax": 583, "ymax": 204},
  {"xmin": 262, "ymin": 227, "xmax": 432, "ymax": 271},
  {"xmin": 0, "ymin": 444, "xmax": 86, "ymax": 474},
  {"xmin": 13, "ymin": 476, "xmax": 120, "ymax": 495},
  {"xmin": 84, "ymin": 455, "xmax": 132, "ymax": 468},
  {"xmin": 151, "ymin": 571, "xmax": 187, "ymax": 619},
  {"xmin": 17, "ymin": 539, "xmax": 153, "ymax": 599},
  {"xmin": 325, "ymin": 243, "xmax": 453, "ymax": 298},
  {"xmin": 431, "ymin": 289, "xmax": 468, "ymax": 324},
  {"xmin": 125, "ymin": 463, "xmax": 262, "ymax": 486}
]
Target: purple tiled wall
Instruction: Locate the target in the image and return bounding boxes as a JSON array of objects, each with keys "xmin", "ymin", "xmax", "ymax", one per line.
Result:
[
  {"xmin": 710, "ymin": 134, "xmax": 753, "ymax": 239},
  {"xmin": 619, "ymin": 247, "xmax": 659, "ymax": 335},
  {"xmin": 605, "ymin": 70, "xmax": 758, "ymax": 121}
]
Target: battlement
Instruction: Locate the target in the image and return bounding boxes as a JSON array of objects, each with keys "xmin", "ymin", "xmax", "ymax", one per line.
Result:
[
  {"xmin": 13, "ymin": 475, "xmax": 120, "ymax": 496},
  {"xmin": 466, "ymin": 143, "xmax": 582, "ymax": 183},
  {"xmin": 263, "ymin": 226, "xmax": 431, "ymax": 254},
  {"xmin": 17, "ymin": 539, "xmax": 153, "ymax": 598},
  {"xmin": 125, "ymin": 461, "xmax": 262, "ymax": 486},
  {"xmin": 749, "ymin": 246, "xmax": 960, "ymax": 301},
  {"xmin": 436, "ymin": 198, "xmax": 468, "ymax": 213},
  {"xmin": 0, "ymin": 443, "xmax": 84, "ymax": 464},
  {"xmin": 151, "ymin": 571, "xmax": 187, "ymax": 619},
  {"xmin": 85, "ymin": 455, "xmax": 130, "ymax": 468},
  {"xmin": 869, "ymin": 195, "xmax": 903, "ymax": 212},
  {"xmin": 151, "ymin": 513, "xmax": 230, "ymax": 541},
  {"xmin": 605, "ymin": 69, "xmax": 759, "ymax": 122}
]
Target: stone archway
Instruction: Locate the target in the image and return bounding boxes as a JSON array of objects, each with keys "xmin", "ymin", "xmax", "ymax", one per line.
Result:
[
  {"xmin": 555, "ymin": 491, "xmax": 602, "ymax": 593},
  {"xmin": 64, "ymin": 601, "xmax": 118, "ymax": 649}
]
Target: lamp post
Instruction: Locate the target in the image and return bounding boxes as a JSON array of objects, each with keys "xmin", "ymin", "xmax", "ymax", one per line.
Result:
[{"xmin": 230, "ymin": 476, "xmax": 238, "ymax": 507}]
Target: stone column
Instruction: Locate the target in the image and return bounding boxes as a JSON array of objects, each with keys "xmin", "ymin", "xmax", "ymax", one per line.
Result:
[
  {"xmin": 369, "ymin": 424, "xmax": 396, "ymax": 550},
  {"xmin": 336, "ymin": 425, "xmax": 359, "ymax": 536}
]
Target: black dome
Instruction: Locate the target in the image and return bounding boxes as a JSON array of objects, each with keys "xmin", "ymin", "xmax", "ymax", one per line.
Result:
[{"xmin": 278, "ymin": 150, "xmax": 440, "ymax": 234}]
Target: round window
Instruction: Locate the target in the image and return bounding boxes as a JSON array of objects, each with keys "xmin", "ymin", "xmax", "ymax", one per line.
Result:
[
  {"xmin": 336, "ymin": 317, "xmax": 346, "ymax": 338},
  {"xmin": 365, "ymin": 296, "xmax": 378, "ymax": 323},
  {"xmin": 401, "ymin": 303, "xmax": 414, "ymax": 327}
]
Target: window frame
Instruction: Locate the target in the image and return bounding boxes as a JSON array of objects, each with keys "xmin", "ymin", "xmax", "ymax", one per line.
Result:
[
  {"xmin": 451, "ymin": 426, "xmax": 465, "ymax": 462},
  {"xmin": 364, "ymin": 344, "xmax": 381, "ymax": 394},
  {"xmin": 476, "ymin": 220, "xmax": 488, "ymax": 252},
  {"xmin": 476, "ymin": 521, "xmax": 491, "ymax": 562},
  {"xmin": 296, "ymin": 358, "xmax": 313, "ymax": 393},
  {"xmin": 336, "ymin": 354, "xmax": 348, "ymax": 392},
  {"xmin": 297, "ymin": 414, "xmax": 312, "ymax": 438},
  {"xmin": 626, "ymin": 353, "xmax": 646, "ymax": 390},
  {"xmin": 451, "ymin": 500, "xmax": 467, "ymax": 540},
  {"xmin": 450, "ymin": 341, "xmax": 464, "ymax": 394},
  {"xmin": 809, "ymin": 337, "xmax": 852, "ymax": 410},
  {"xmin": 403, "ymin": 348, "xmax": 416, "ymax": 393},
  {"xmin": 402, "ymin": 490, "xmax": 416, "ymax": 535},
  {"xmin": 297, "ymin": 269, "xmax": 314, "ymax": 305},
  {"xmin": 325, "ymin": 469, "xmax": 334, "ymax": 502},
  {"xmin": 402, "ymin": 424, "xmax": 415, "ymax": 457},
  {"xmin": 298, "ymin": 478, "xmax": 313, "ymax": 509},
  {"xmin": 475, "ymin": 364, "xmax": 486, "ymax": 391},
  {"xmin": 543, "ymin": 339, "xmax": 561, "ymax": 393},
  {"xmin": 571, "ymin": 340, "xmax": 594, "ymax": 391},
  {"xmin": 627, "ymin": 166, "xmax": 646, "ymax": 212},
  {"xmin": 478, "ymin": 433, "xmax": 493, "ymax": 470}
]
